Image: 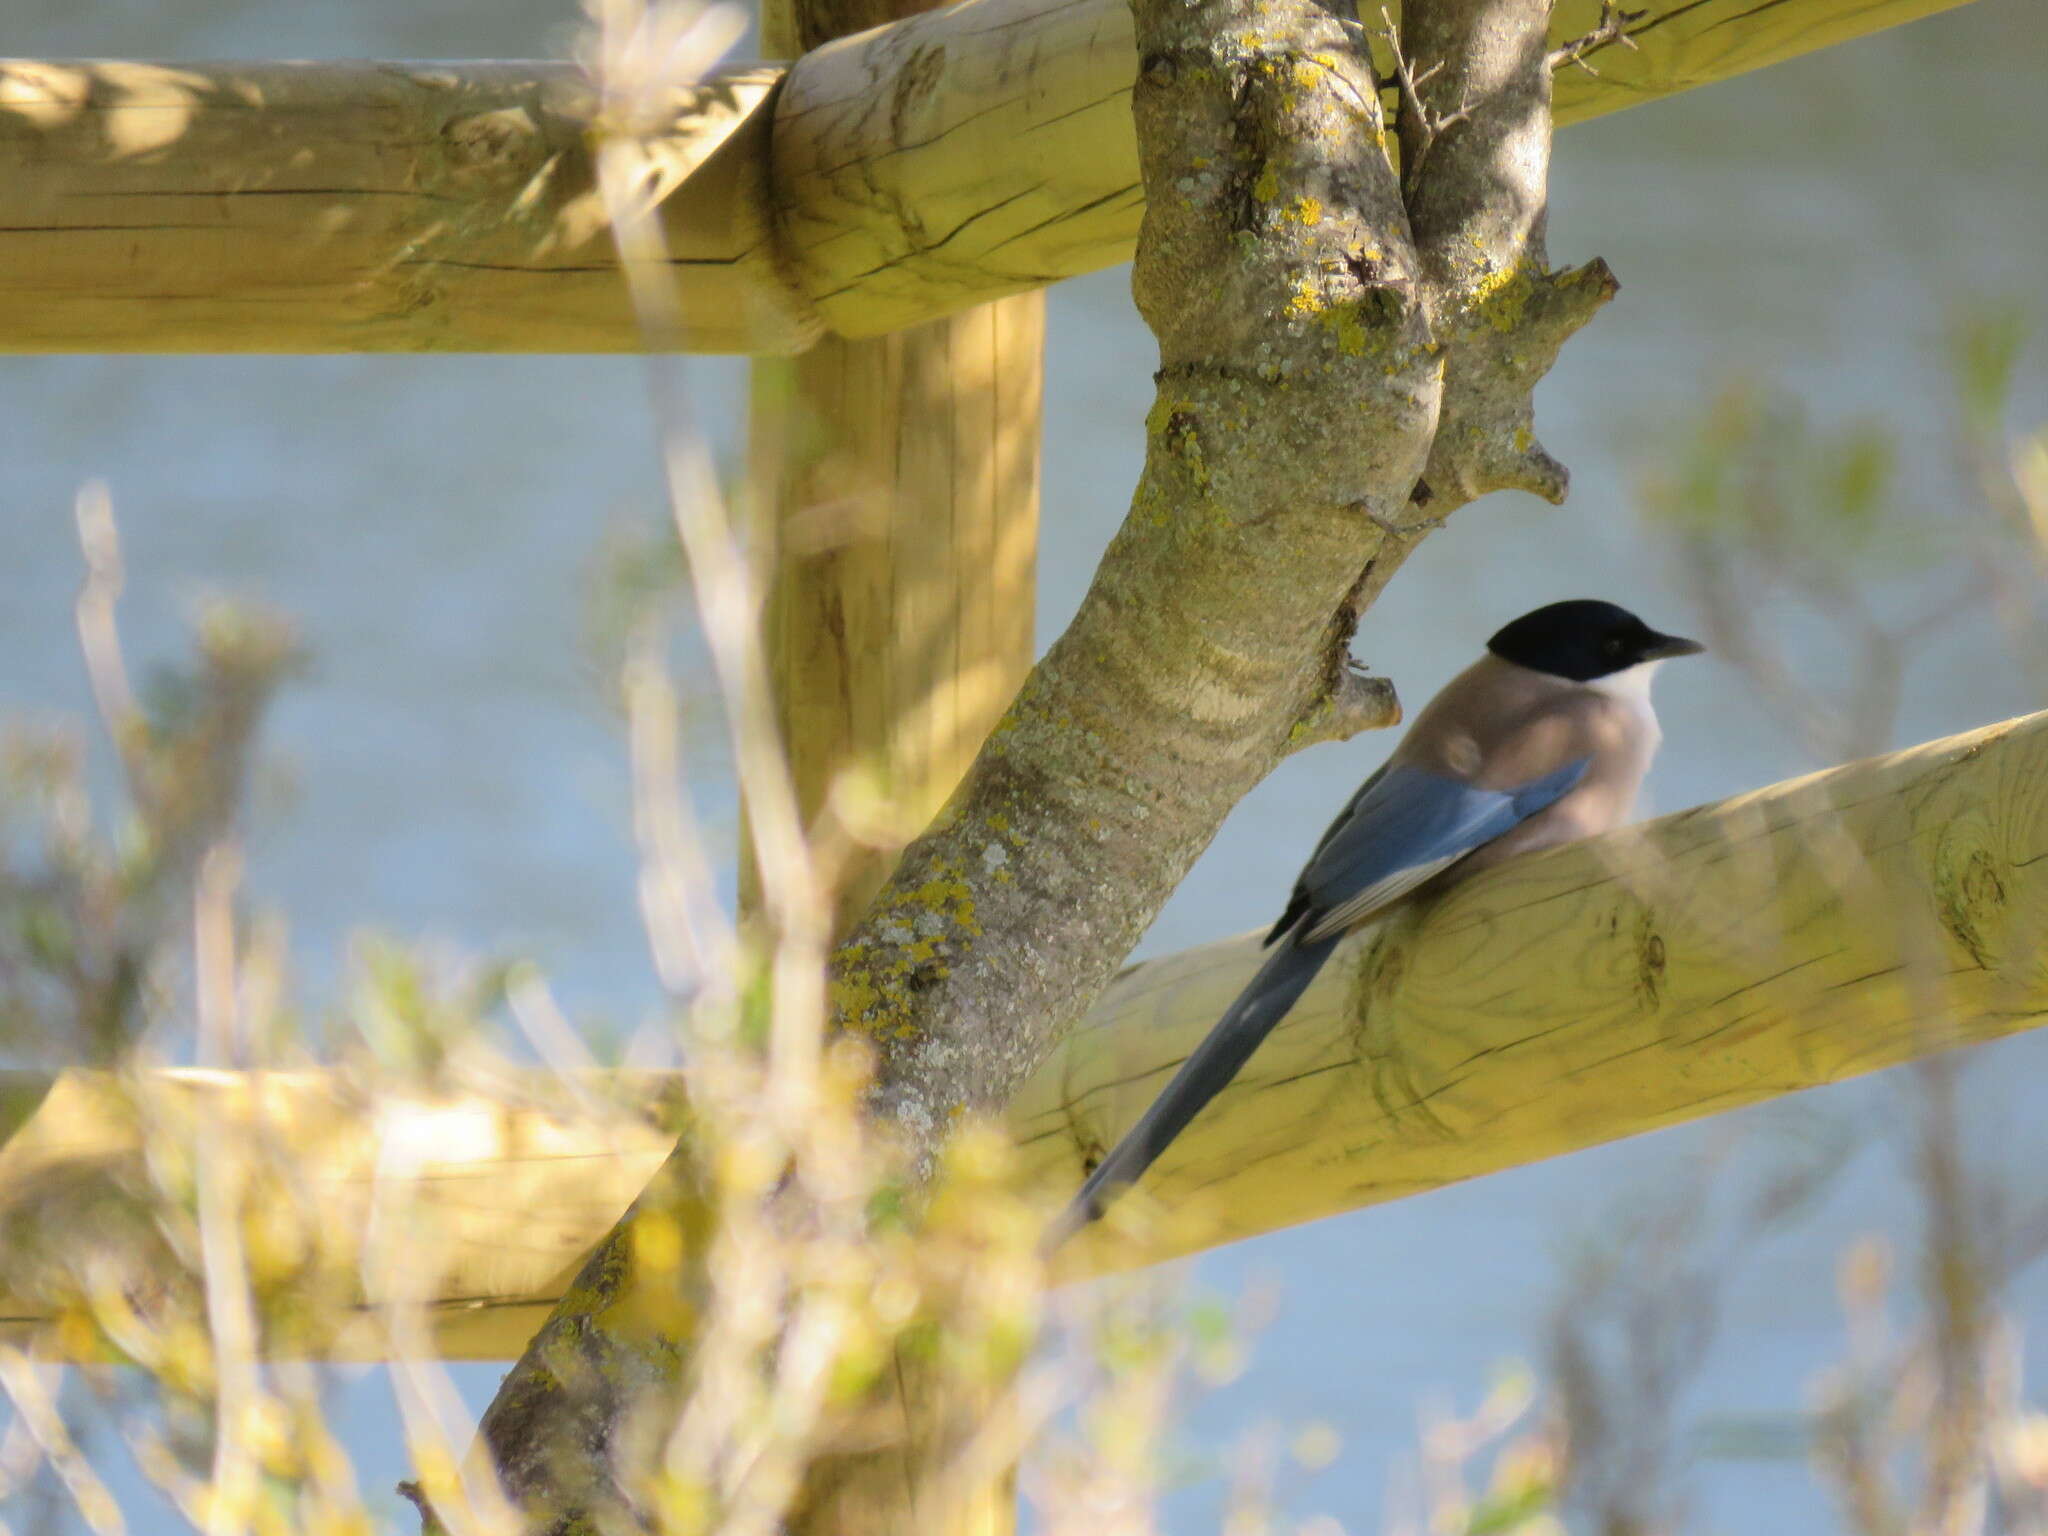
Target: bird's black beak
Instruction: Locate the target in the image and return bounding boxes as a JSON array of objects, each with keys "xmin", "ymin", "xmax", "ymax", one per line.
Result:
[{"xmin": 1642, "ymin": 632, "xmax": 1706, "ymax": 661}]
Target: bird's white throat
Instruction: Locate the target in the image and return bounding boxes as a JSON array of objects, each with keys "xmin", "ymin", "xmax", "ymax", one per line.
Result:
[{"xmin": 1587, "ymin": 658, "xmax": 1665, "ymax": 713}]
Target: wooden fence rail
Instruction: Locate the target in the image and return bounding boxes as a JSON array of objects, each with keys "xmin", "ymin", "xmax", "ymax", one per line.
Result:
[
  {"xmin": 4, "ymin": 709, "xmax": 2044, "ymax": 1359},
  {"xmin": 0, "ymin": 0, "xmax": 1976, "ymax": 352}
]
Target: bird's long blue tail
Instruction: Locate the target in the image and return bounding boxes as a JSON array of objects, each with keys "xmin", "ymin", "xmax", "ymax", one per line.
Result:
[{"xmin": 1042, "ymin": 929, "xmax": 1341, "ymax": 1253}]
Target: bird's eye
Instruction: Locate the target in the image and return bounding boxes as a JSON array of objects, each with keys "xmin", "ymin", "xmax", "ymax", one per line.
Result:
[{"xmin": 1603, "ymin": 636, "xmax": 1627, "ymax": 658}]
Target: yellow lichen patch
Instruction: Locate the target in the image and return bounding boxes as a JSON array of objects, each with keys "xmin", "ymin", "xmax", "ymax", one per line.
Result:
[
  {"xmin": 1144, "ymin": 393, "xmax": 1182, "ymax": 439},
  {"xmin": 1319, "ymin": 300, "xmax": 1370, "ymax": 356},
  {"xmin": 830, "ymin": 967, "xmax": 883, "ymax": 1021},
  {"xmin": 912, "ymin": 866, "xmax": 982, "ymax": 937},
  {"xmin": 1469, "ymin": 260, "xmax": 1537, "ymax": 333},
  {"xmin": 832, "ymin": 955, "xmax": 917, "ymax": 1041},
  {"xmin": 1149, "ymin": 397, "xmax": 1215, "ymax": 492},
  {"xmin": 1287, "ymin": 195, "xmax": 1322, "ymax": 225},
  {"xmin": 830, "ymin": 856, "xmax": 986, "ymax": 1041},
  {"xmin": 1252, "ymin": 163, "xmax": 1280, "ymax": 204},
  {"xmin": 1285, "ymin": 278, "xmax": 1323, "ymax": 318}
]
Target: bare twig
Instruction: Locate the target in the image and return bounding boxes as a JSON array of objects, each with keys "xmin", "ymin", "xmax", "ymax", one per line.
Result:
[
  {"xmin": 1547, "ymin": 0, "xmax": 1648, "ymax": 78},
  {"xmin": 1377, "ymin": 6, "xmax": 1471, "ymax": 195},
  {"xmin": 71, "ymin": 482, "xmax": 144, "ymax": 791}
]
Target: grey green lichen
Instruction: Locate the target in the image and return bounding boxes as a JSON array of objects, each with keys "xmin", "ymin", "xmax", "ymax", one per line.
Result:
[{"xmin": 831, "ymin": 856, "xmax": 985, "ymax": 1041}]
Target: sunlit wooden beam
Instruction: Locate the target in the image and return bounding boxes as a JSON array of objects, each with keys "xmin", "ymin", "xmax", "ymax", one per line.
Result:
[
  {"xmin": 4, "ymin": 710, "xmax": 2043, "ymax": 1358},
  {"xmin": 0, "ymin": 0, "xmax": 1979, "ymax": 352}
]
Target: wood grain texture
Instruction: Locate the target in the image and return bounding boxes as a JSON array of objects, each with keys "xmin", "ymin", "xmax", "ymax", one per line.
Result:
[
  {"xmin": 745, "ymin": 295, "xmax": 1043, "ymax": 932},
  {"xmin": 0, "ymin": 59, "xmax": 817, "ymax": 353},
  {"xmin": 6, "ymin": 711, "xmax": 2044, "ymax": 1360},
  {"xmin": 0, "ymin": 0, "xmax": 1979, "ymax": 352}
]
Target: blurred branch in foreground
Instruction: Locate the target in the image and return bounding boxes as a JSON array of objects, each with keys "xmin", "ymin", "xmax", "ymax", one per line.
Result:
[
  {"xmin": 1530, "ymin": 314, "xmax": 2048, "ymax": 1536},
  {"xmin": 2, "ymin": 485, "xmax": 300, "ymax": 1071}
]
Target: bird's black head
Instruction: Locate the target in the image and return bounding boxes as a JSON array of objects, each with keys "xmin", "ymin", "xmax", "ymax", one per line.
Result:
[{"xmin": 1486, "ymin": 599, "xmax": 1705, "ymax": 683}]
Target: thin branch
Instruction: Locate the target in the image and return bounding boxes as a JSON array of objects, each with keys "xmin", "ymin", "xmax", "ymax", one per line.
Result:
[
  {"xmin": 1378, "ymin": 6, "xmax": 1471, "ymax": 195},
  {"xmin": 0, "ymin": 1349, "xmax": 125, "ymax": 1536},
  {"xmin": 1284, "ymin": 664, "xmax": 1402, "ymax": 755},
  {"xmin": 1547, "ymin": 0, "xmax": 1648, "ymax": 77}
]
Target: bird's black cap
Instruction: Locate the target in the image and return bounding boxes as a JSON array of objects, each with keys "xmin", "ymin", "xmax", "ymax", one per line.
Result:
[{"xmin": 1486, "ymin": 599, "xmax": 1705, "ymax": 683}]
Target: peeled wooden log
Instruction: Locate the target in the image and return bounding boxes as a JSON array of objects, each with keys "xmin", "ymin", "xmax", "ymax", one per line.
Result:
[
  {"xmin": 0, "ymin": 0, "xmax": 1978, "ymax": 352},
  {"xmin": 3, "ymin": 710, "xmax": 2044, "ymax": 1358},
  {"xmin": 0, "ymin": 1068, "xmax": 682, "ymax": 1361},
  {"xmin": 0, "ymin": 60, "xmax": 816, "ymax": 353},
  {"xmin": 1025, "ymin": 708, "xmax": 2048, "ymax": 1273}
]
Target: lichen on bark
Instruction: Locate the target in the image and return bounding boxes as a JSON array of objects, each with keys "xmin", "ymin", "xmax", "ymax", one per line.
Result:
[
  {"xmin": 465, "ymin": 0, "xmax": 1614, "ymax": 1526},
  {"xmin": 838, "ymin": 0, "xmax": 1446, "ymax": 1154}
]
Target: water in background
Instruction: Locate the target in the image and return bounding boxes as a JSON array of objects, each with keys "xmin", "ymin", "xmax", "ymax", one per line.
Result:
[{"xmin": 4, "ymin": 0, "xmax": 2046, "ymax": 1527}]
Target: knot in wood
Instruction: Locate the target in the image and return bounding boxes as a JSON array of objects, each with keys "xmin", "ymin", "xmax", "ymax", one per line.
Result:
[
  {"xmin": 1637, "ymin": 927, "xmax": 1666, "ymax": 1011},
  {"xmin": 890, "ymin": 43, "xmax": 947, "ymax": 142},
  {"xmin": 442, "ymin": 106, "xmax": 541, "ymax": 173},
  {"xmin": 1934, "ymin": 819, "xmax": 2010, "ymax": 970}
]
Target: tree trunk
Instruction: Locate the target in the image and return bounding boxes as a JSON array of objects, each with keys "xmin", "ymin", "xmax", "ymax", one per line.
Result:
[{"xmin": 468, "ymin": 0, "xmax": 1612, "ymax": 1525}]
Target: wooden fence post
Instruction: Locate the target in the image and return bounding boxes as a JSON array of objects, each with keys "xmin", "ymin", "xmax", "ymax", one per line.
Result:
[
  {"xmin": 744, "ymin": 5, "xmax": 1043, "ymax": 1529},
  {"xmin": 745, "ymin": 303, "xmax": 1042, "ymax": 936}
]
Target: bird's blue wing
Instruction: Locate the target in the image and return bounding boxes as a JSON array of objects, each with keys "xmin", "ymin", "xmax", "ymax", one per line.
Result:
[
  {"xmin": 1263, "ymin": 761, "xmax": 1391, "ymax": 943},
  {"xmin": 1294, "ymin": 758, "xmax": 1588, "ymax": 943},
  {"xmin": 1042, "ymin": 753, "xmax": 1592, "ymax": 1254}
]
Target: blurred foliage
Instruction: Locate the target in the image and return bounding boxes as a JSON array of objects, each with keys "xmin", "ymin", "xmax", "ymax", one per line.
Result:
[
  {"xmin": 1567, "ymin": 306, "xmax": 2048, "ymax": 1536},
  {"xmin": 1637, "ymin": 306, "xmax": 2044, "ymax": 763},
  {"xmin": 1642, "ymin": 384, "xmax": 1901, "ymax": 558},
  {"xmin": 1952, "ymin": 306, "xmax": 2034, "ymax": 441},
  {"xmin": 0, "ymin": 489, "xmax": 1228, "ymax": 1536},
  {"xmin": 0, "ymin": 571, "xmax": 300, "ymax": 1069},
  {"xmin": 1543, "ymin": 1116, "xmax": 1853, "ymax": 1534}
]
